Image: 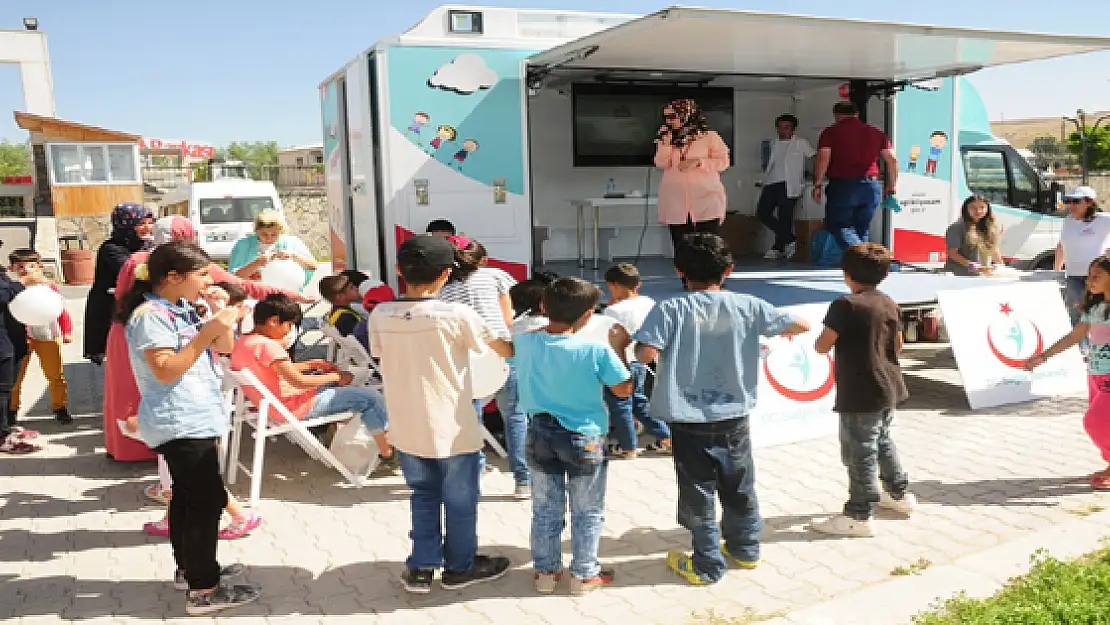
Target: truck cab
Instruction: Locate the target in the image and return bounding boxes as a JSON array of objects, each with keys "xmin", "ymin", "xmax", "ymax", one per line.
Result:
[{"xmin": 959, "ymin": 137, "xmax": 1064, "ymax": 268}]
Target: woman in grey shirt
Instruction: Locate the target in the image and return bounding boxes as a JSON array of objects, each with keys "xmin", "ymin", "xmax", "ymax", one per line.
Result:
[{"xmin": 945, "ymin": 195, "xmax": 1004, "ymax": 276}]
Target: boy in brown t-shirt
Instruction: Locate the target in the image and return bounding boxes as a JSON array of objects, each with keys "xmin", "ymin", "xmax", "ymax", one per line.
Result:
[{"xmin": 811, "ymin": 243, "xmax": 915, "ymax": 537}]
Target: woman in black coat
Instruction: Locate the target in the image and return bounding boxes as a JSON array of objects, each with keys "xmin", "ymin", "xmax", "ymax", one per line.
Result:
[{"xmin": 83, "ymin": 203, "xmax": 153, "ymax": 363}]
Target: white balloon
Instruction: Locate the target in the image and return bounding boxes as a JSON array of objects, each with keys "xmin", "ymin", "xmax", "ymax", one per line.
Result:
[
  {"xmin": 259, "ymin": 259, "xmax": 304, "ymax": 292},
  {"xmin": 471, "ymin": 347, "xmax": 509, "ymax": 399},
  {"xmin": 10, "ymin": 285, "xmax": 63, "ymax": 327}
]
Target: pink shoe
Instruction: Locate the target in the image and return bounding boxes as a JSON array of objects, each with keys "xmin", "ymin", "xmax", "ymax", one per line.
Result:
[
  {"xmin": 218, "ymin": 513, "xmax": 262, "ymax": 540},
  {"xmin": 143, "ymin": 518, "xmax": 170, "ymax": 536}
]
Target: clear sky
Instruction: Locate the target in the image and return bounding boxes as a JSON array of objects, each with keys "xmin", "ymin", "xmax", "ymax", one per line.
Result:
[{"xmin": 1, "ymin": 0, "xmax": 1108, "ymax": 147}]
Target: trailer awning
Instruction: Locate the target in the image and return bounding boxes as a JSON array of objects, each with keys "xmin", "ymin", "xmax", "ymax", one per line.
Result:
[{"xmin": 526, "ymin": 7, "xmax": 1110, "ymax": 81}]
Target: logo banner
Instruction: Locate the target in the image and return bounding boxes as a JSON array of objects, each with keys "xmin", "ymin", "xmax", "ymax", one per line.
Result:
[
  {"xmin": 937, "ymin": 282, "xmax": 1085, "ymax": 410},
  {"xmin": 751, "ymin": 303, "xmax": 838, "ymax": 448}
]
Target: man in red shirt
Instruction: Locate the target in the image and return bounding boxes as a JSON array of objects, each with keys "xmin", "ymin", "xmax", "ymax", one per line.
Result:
[{"xmin": 812, "ymin": 102, "xmax": 898, "ymax": 248}]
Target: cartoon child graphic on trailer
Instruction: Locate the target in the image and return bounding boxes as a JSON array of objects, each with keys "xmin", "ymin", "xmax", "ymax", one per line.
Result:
[
  {"xmin": 907, "ymin": 145, "xmax": 921, "ymax": 172},
  {"xmin": 407, "ymin": 112, "xmax": 430, "ymax": 137},
  {"xmin": 453, "ymin": 139, "xmax": 478, "ymax": 170},
  {"xmin": 925, "ymin": 131, "xmax": 948, "ymax": 176},
  {"xmin": 430, "ymin": 125, "xmax": 457, "ymax": 151}
]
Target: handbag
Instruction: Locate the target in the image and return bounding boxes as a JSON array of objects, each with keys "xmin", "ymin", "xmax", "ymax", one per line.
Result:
[
  {"xmin": 810, "ymin": 230, "xmax": 844, "ymax": 268},
  {"xmin": 328, "ymin": 418, "xmax": 379, "ymax": 477}
]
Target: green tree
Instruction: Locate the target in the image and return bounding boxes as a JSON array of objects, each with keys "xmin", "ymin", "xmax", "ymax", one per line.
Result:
[
  {"xmin": 0, "ymin": 140, "xmax": 31, "ymax": 177},
  {"xmin": 226, "ymin": 141, "xmax": 279, "ymax": 166},
  {"xmin": 1067, "ymin": 126, "xmax": 1110, "ymax": 171}
]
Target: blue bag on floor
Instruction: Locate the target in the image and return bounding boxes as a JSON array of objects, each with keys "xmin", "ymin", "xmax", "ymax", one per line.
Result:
[{"xmin": 810, "ymin": 230, "xmax": 843, "ymax": 268}]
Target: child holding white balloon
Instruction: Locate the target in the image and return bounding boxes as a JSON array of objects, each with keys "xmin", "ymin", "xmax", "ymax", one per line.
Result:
[
  {"xmin": 438, "ymin": 236, "xmax": 519, "ymax": 488},
  {"xmin": 227, "ymin": 211, "xmax": 317, "ymax": 290},
  {"xmin": 0, "ymin": 257, "xmax": 31, "ymax": 454},
  {"xmin": 8, "ymin": 249, "xmax": 73, "ymax": 425}
]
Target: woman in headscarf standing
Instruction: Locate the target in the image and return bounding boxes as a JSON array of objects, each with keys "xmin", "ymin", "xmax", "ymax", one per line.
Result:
[
  {"xmin": 103, "ymin": 216, "xmax": 313, "ymax": 462},
  {"xmin": 654, "ymin": 99, "xmax": 731, "ymax": 263},
  {"xmin": 84, "ymin": 203, "xmax": 154, "ymax": 364}
]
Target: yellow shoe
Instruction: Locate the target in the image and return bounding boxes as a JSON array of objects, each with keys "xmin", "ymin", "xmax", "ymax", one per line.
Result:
[
  {"xmin": 666, "ymin": 551, "xmax": 710, "ymax": 585},
  {"xmin": 721, "ymin": 544, "xmax": 759, "ymax": 569}
]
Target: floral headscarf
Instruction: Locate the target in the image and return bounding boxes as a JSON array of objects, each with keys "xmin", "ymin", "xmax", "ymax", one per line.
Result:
[
  {"xmin": 110, "ymin": 202, "xmax": 154, "ymax": 253},
  {"xmin": 152, "ymin": 215, "xmax": 198, "ymax": 246},
  {"xmin": 666, "ymin": 98, "xmax": 711, "ymax": 148}
]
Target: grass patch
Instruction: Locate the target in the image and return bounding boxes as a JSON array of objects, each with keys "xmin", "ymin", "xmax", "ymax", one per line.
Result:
[
  {"xmin": 913, "ymin": 548, "xmax": 1110, "ymax": 624},
  {"xmin": 892, "ymin": 557, "xmax": 933, "ymax": 576}
]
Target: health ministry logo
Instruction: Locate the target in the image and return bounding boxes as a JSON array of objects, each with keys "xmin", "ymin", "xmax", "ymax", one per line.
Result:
[
  {"xmin": 762, "ymin": 337, "xmax": 834, "ymax": 402},
  {"xmin": 986, "ymin": 302, "xmax": 1043, "ymax": 369}
]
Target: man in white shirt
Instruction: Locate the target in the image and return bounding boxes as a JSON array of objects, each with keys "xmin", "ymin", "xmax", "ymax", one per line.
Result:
[{"xmin": 757, "ymin": 114, "xmax": 815, "ymax": 260}]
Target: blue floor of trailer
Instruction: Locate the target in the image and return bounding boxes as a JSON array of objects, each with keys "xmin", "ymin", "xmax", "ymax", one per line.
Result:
[{"xmin": 538, "ymin": 256, "xmax": 1062, "ymax": 308}]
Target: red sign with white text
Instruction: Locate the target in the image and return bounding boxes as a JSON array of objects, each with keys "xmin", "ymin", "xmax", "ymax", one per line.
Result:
[{"xmin": 140, "ymin": 138, "xmax": 215, "ymax": 159}]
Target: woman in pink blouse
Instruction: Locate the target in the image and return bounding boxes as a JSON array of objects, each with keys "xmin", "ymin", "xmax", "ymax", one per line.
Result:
[{"xmin": 654, "ymin": 98, "xmax": 731, "ymax": 258}]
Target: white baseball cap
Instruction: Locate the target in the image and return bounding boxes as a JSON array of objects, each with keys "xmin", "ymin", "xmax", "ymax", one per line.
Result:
[{"xmin": 1065, "ymin": 186, "xmax": 1097, "ymax": 201}]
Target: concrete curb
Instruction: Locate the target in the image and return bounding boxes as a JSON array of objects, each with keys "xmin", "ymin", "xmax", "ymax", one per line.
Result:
[{"xmin": 766, "ymin": 507, "xmax": 1110, "ymax": 625}]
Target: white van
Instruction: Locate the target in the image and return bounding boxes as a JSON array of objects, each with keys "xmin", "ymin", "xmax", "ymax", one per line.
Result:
[{"xmin": 160, "ymin": 178, "xmax": 283, "ymax": 260}]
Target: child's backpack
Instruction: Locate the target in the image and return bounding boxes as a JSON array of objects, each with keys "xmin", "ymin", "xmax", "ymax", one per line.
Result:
[{"xmin": 810, "ymin": 230, "xmax": 844, "ymax": 268}]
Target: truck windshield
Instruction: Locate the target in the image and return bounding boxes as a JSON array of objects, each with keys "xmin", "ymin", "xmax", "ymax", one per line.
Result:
[{"xmin": 198, "ymin": 197, "xmax": 274, "ymax": 224}]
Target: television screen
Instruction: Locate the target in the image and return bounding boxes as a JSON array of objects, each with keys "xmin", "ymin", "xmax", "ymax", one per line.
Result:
[{"xmin": 572, "ymin": 84, "xmax": 734, "ymax": 167}]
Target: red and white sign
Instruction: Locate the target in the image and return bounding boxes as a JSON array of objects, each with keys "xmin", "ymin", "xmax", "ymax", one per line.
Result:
[
  {"xmin": 140, "ymin": 138, "xmax": 216, "ymax": 160},
  {"xmin": 938, "ymin": 282, "xmax": 1084, "ymax": 409}
]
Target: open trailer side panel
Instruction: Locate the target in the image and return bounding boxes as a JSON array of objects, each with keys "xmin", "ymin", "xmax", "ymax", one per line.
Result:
[
  {"xmin": 321, "ymin": 71, "xmax": 352, "ymax": 271},
  {"xmin": 379, "ymin": 45, "xmax": 533, "ymax": 281},
  {"xmin": 891, "ymin": 77, "xmax": 959, "ymax": 264}
]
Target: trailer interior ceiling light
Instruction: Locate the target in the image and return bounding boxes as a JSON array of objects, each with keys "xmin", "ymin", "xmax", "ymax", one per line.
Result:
[{"xmin": 23, "ymin": 17, "xmax": 38, "ymax": 31}]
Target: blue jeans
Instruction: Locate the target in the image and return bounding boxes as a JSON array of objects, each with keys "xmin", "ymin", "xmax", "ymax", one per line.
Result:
[
  {"xmin": 671, "ymin": 418, "xmax": 760, "ymax": 583},
  {"xmin": 825, "ymin": 179, "xmax": 882, "ymax": 248},
  {"xmin": 306, "ymin": 386, "xmax": 388, "ymax": 434},
  {"xmin": 839, "ymin": 410, "xmax": 908, "ymax": 520},
  {"xmin": 494, "ymin": 366, "xmax": 531, "ymax": 486},
  {"xmin": 603, "ymin": 362, "xmax": 670, "ymax": 450},
  {"xmin": 527, "ymin": 413, "xmax": 608, "ymax": 579},
  {"xmin": 398, "ymin": 451, "xmax": 482, "ymax": 573},
  {"xmin": 1065, "ymin": 276, "xmax": 1089, "ymax": 352}
]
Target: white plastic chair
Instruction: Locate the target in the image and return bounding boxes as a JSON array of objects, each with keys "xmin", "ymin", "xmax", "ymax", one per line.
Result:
[{"xmin": 221, "ymin": 362, "xmax": 371, "ymax": 510}]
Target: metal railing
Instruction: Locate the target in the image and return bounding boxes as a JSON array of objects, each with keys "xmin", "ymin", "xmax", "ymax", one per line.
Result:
[{"xmin": 142, "ymin": 165, "xmax": 325, "ymax": 193}]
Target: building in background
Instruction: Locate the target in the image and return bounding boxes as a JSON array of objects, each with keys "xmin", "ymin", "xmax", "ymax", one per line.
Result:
[{"xmin": 277, "ymin": 144, "xmax": 324, "ymax": 167}]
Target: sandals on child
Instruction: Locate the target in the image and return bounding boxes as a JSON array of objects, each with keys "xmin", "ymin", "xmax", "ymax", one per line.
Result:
[{"xmin": 143, "ymin": 484, "xmax": 172, "ymax": 505}]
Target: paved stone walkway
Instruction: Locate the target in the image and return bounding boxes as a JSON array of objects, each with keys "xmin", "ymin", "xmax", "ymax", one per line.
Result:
[{"xmin": 1, "ymin": 290, "xmax": 1104, "ymax": 624}]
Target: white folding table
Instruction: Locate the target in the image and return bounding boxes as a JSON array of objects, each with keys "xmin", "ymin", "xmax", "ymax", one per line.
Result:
[{"xmin": 570, "ymin": 196, "xmax": 658, "ymax": 270}]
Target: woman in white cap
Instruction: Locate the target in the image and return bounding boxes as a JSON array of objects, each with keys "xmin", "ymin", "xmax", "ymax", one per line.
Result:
[{"xmin": 1055, "ymin": 186, "xmax": 1110, "ymax": 334}]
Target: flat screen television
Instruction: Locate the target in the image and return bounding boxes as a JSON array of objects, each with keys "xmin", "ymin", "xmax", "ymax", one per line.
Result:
[{"xmin": 572, "ymin": 83, "xmax": 735, "ymax": 168}]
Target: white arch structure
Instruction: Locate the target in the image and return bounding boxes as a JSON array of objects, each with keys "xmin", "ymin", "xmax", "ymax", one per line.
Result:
[{"xmin": 0, "ymin": 28, "xmax": 54, "ymax": 116}]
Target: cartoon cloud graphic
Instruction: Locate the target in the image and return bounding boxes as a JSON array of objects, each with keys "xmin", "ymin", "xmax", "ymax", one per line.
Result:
[{"xmin": 428, "ymin": 53, "xmax": 498, "ymax": 94}]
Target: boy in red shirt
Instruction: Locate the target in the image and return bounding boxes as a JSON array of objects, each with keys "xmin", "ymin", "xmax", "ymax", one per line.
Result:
[
  {"xmin": 9, "ymin": 249, "xmax": 73, "ymax": 424},
  {"xmin": 230, "ymin": 294, "xmax": 395, "ymax": 464}
]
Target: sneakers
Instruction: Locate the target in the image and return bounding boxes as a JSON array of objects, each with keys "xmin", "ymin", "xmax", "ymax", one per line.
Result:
[
  {"xmin": 0, "ymin": 432, "xmax": 41, "ymax": 454},
  {"xmin": 783, "ymin": 240, "xmax": 798, "ymax": 260},
  {"xmin": 879, "ymin": 491, "xmax": 917, "ymax": 517},
  {"xmin": 645, "ymin": 439, "xmax": 671, "ymax": 454},
  {"xmin": 763, "ymin": 248, "xmax": 783, "ymax": 260},
  {"xmin": 440, "ymin": 554, "xmax": 512, "ymax": 590},
  {"xmin": 143, "ymin": 517, "xmax": 171, "ymax": 536},
  {"xmin": 569, "ymin": 567, "xmax": 614, "ymax": 596},
  {"xmin": 533, "ymin": 570, "xmax": 561, "ymax": 594},
  {"xmin": 812, "ymin": 514, "xmax": 875, "ymax": 537},
  {"xmin": 401, "ymin": 568, "xmax": 434, "ymax": 594},
  {"xmin": 218, "ymin": 513, "xmax": 263, "ymax": 540},
  {"xmin": 184, "ymin": 580, "xmax": 261, "ymax": 616},
  {"xmin": 173, "ymin": 563, "xmax": 247, "ymax": 591},
  {"xmin": 606, "ymin": 444, "xmax": 637, "ymax": 459},
  {"xmin": 720, "ymin": 543, "xmax": 759, "ymax": 569},
  {"xmin": 143, "ymin": 483, "xmax": 172, "ymax": 505},
  {"xmin": 54, "ymin": 408, "xmax": 73, "ymax": 425},
  {"xmin": 513, "ymin": 483, "xmax": 532, "ymax": 500},
  {"xmin": 666, "ymin": 551, "xmax": 711, "ymax": 585}
]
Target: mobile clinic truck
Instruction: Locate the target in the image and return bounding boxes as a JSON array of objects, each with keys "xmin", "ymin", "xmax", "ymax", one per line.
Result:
[{"xmin": 320, "ymin": 5, "xmax": 1110, "ymax": 284}]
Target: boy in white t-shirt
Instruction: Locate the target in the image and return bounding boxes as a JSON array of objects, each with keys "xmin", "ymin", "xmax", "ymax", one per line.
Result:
[
  {"xmin": 603, "ymin": 263, "xmax": 671, "ymax": 455},
  {"xmin": 368, "ymin": 235, "xmax": 511, "ymax": 594}
]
